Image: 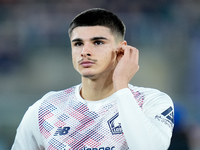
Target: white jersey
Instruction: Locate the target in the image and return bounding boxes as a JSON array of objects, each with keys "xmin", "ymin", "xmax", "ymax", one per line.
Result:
[{"xmin": 12, "ymin": 84, "xmax": 174, "ymax": 150}]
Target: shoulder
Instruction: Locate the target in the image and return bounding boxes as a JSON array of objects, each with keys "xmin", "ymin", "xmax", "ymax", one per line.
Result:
[
  {"xmin": 128, "ymin": 84, "xmax": 174, "ymax": 131},
  {"xmin": 128, "ymin": 84, "xmax": 173, "ymax": 106},
  {"xmin": 40, "ymin": 85, "xmax": 77, "ymax": 104},
  {"xmin": 129, "ymin": 84, "xmax": 165, "ymax": 94},
  {"xmin": 43, "ymin": 85, "xmax": 77, "ymax": 100},
  {"xmin": 28, "ymin": 85, "xmax": 78, "ymax": 113},
  {"xmin": 128, "ymin": 84, "xmax": 171, "ymax": 99}
]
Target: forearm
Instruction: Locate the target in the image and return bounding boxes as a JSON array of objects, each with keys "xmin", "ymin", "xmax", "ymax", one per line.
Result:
[{"xmin": 115, "ymin": 88, "xmax": 173, "ymax": 150}]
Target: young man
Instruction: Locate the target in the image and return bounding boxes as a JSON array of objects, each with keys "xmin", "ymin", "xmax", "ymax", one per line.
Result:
[{"xmin": 12, "ymin": 8, "xmax": 174, "ymax": 150}]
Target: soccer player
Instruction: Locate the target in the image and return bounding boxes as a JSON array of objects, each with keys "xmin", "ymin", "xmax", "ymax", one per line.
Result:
[{"xmin": 12, "ymin": 8, "xmax": 174, "ymax": 150}]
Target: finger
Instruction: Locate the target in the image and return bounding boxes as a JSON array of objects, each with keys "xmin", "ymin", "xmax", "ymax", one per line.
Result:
[
  {"xmin": 117, "ymin": 45, "xmax": 139, "ymax": 63},
  {"xmin": 117, "ymin": 45, "xmax": 131, "ymax": 59},
  {"xmin": 130, "ymin": 48, "xmax": 139, "ymax": 71},
  {"xmin": 130, "ymin": 47, "xmax": 139, "ymax": 63}
]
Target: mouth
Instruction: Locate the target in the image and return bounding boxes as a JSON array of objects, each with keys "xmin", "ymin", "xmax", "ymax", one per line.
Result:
[{"xmin": 79, "ymin": 60, "xmax": 96, "ymax": 68}]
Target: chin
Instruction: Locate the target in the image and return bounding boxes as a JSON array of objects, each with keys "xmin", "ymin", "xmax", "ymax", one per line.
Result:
[
  {"xmin": 81, "ymin": 72, "xmax": 97, "ymax": 79},
  {"xmin": 79, "ymin": 69, "xmax": 97, "ymax": 79},
  {"xmin": 82, "ymin": 75, "xmax": 96, "ymax": 78}
]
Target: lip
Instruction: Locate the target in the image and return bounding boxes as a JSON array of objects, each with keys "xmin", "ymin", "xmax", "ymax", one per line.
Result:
[{"xmin": 80, "ymin": 60, "xmax": 95, "ymax": 68}]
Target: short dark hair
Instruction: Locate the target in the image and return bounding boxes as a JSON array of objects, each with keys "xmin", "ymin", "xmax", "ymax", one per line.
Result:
[{"xmin": 68, "ymin": 8, "xmax": 126, "ymax": 41}]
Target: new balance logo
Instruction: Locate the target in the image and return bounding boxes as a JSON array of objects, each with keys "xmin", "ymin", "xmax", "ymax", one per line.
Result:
[{"xmin": 54, "ymin": 127, "xmax": 70, "ymax": 136}]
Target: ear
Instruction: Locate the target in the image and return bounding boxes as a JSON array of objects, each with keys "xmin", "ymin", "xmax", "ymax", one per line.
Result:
[
  {"xmin": 115, "ymin": 40, "xmax": 127, "ymax": 59},
  {"xmin": 119, "ymin": 40, "xmax": 127, "ymax": 46}
]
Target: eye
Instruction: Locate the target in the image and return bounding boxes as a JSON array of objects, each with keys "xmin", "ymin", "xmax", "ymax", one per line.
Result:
[
  {"xmin": 94, "ymin": 41, "xmax": 104, "ymax": 45},
  {"xmin": 74, "ymin": 42, "xmax": 83, "ymax": 47}
]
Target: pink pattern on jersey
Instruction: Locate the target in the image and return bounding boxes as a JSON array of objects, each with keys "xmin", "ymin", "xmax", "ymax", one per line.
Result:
[
  {"xmin": 38, "ymin": 86, "xmax": 145, "ymax": 150},
  {"xmin": 130, "ymin": 89, "xmax": 145, "ymax": 108}
]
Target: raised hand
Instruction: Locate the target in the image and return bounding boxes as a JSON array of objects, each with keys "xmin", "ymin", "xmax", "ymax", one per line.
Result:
[{"xmin": 113, "ymin": 45, "xmax": 139, "ymax": 91}]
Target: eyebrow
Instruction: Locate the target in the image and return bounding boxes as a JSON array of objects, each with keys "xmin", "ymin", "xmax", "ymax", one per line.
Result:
[
  {"xmin": 71, "ymin": 36, "xmax": 108, "ymax": 42},
  {"xmin": 71, "ymin": 38, "xmax": 82, "ymax": 42},
  {"xmin": 91, "ymin": 36, "xmax": 108, "ymax": 41}
]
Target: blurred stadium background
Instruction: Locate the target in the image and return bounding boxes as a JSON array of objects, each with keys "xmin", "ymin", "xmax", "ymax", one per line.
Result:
[{"xmin": 0, "ymin": 0, "xmax": 200, "ymax": 149}]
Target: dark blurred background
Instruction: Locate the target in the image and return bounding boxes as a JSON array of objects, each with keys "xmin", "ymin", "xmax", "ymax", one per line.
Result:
[{"xmin": 0, "ymin": 0, "xmax": 200, "ymax": 149}]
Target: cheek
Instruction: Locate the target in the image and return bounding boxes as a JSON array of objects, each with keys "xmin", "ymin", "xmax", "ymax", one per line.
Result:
[
  {"xmin": 100, "ymin": 50, "xmax": 117, "ymax": 67},
  {"xmin": 100, "ymin": 46, "xmax": 116, "ymax": 58},
  {"xmin": 72, "ymin": 58, "xmax": 76, "ymax": 69},
  {"xmin": 106, "ymin": 49, "xmax": 117, "ymax": 62},
  {"xmin": 71, "ymin": 52, "xmax": 79, "ymax": 70}
]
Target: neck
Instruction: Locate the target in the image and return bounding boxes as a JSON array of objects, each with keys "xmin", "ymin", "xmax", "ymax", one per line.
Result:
[{"xmin": 80, "ymin": 74, "xmax": 115, "ymax": 101}]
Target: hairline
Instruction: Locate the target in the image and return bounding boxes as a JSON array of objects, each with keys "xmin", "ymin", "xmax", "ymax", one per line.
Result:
[{"xmin": 69, "ymin": 25, "xmax": 124, "ymax": 43}]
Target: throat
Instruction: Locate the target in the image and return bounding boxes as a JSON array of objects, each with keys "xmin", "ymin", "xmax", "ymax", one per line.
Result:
[{"xmin": 80, "ymin": 80, "xmax": 115, "ymax": 101}]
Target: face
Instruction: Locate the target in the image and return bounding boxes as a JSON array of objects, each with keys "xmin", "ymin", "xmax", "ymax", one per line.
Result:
[{"xmin": 70, "ymin": 26, "xmax": 121, "ymax": 79}]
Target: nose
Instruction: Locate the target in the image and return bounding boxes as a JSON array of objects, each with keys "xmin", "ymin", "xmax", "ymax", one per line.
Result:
[{"xmin": 81, "ymin": 45, "xmax": 92, "ymax": 57}]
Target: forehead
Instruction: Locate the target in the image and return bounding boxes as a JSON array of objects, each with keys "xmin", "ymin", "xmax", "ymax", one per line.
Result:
[{"xmin": 70, "ymin": 26, "xmax": 114, "ymax": 40}]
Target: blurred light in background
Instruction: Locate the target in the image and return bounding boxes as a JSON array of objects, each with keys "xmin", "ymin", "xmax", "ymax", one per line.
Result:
[{"xmin": 0, "ymin": 0, "xmax": 200, "ymax": 149}]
